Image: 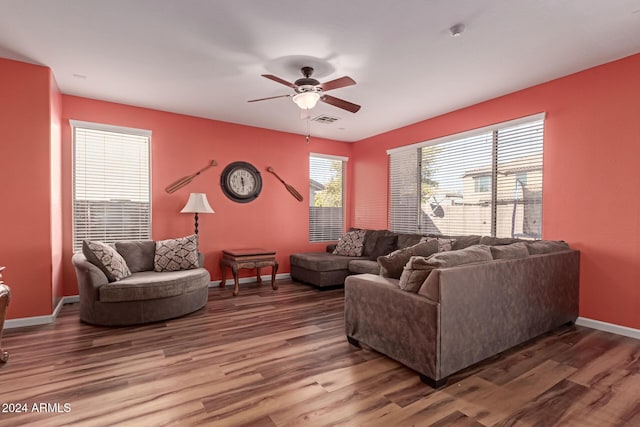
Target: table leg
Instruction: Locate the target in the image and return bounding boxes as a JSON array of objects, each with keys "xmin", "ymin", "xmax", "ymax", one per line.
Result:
[
  {"xmin": 256, "ymin": 267, "xmax": 262, "ymax": 286},
  {"xmin": 232, "ymin": 264, "xmax": 240, "ymax": 296},
  {"xmin": 220, "ymin": 261, "xmax": 227, "ymax": 288},
  {"xmin": 271, "ymin": 261, "xmax": 279, "ymax": 290}
]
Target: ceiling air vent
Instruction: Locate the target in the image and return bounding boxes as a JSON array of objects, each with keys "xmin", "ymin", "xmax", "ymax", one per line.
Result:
[{"xmin": 312, "ymin": 115, "xmax": 340, "ymax": 124}]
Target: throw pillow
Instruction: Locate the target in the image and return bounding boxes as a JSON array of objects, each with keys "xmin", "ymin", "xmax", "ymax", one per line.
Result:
[
  {"xmin": 398, "ymin": 255, "xmax": 437, "ymax": 292},
  {"xmin": 398, "ymin": 244, "xmax": 493, "ymax": 293},
  {"xmin": 378, "ymin": 240, "xmax": 439, "ymax": 279},
  {"xmin": 154, "ymin": 234, "xmax": 199, "ymax": 272},
  {"xmin": 526, "ymin": 240, "xmax": 570, "ymax": 255},
  {"xmin": 367, "ymin": 234, "xmax": 398, "ymax": 260},
  {"xmin": 332, "ymin": 229, "xmax": 367, "ymax": 257},
  {"xmin": 490, "ymin": 242, "xmax": 529, "ymax": 260},
  {"xmin": 425, "ymin": 244, "xmax": 493, "ymax": 267},
  {"xmin": 83, "ymin": 240, "xmax": 132, "ymax": 282}
]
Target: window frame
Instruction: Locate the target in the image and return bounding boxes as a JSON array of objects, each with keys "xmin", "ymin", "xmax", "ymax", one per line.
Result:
[
  {"xmin": 308, "ymin": 153, "xmax": 348, "ymax": 242},
  {"xmin": 387, "ymin": 113, "xmax": 545, "ymax": 238},
  {"xmin": 71, "ymin": 120, "xmax": 152, "ymax": 252}
]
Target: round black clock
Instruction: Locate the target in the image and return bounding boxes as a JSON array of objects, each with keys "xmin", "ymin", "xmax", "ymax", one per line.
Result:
[{"xmin": 220, "ymin": 161, "xmax": 262, "ymax": 203}]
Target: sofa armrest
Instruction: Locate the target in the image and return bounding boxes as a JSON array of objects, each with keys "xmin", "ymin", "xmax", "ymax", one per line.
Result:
[
  {"xmin": 344, "ymin": 273, "xmax": 440, "ymax": 380},
  {"xmin": 434, "ymin": 250, "xmax": 580, "ymax": 379},
  {"xmin": 72, "ymin": 252, "xmax": 108, "ymax": 301}
]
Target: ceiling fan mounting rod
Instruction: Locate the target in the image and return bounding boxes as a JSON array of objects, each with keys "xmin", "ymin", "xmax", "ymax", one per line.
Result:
[{"xmin": 301, "ymin": 66, "xmax": 314, "ymax": 77}]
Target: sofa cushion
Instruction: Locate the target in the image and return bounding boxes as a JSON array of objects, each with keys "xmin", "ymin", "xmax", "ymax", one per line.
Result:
[
  {"xmin": 526, "ymin": 240, "xmax": 570, "ymax": 254},
  {"xmin": 333, "ymin": 229, "xmax": 367, "ymax": 256},
  {"xmin": 115, "ymin": 240, "xmax": 155, "ymax": 273},
  {"xmin": 290, "ymin": 252, "xmax": 361, "ymax": 272},
  {"xmin": 426, "ymin": 237, "xmax": 456, "ymax": 252},
  {"xmin": 83, "ymin": 240, "xmax": 132, "ymax": 282},
  {"xmin": 154, "ymin": 235, "xmax": 199, "ymax": 272},
  {"xmin": 479, "ymin": 236, "xmax": 524, "ymax": 246},
  {"xmin": 362, "ymin": 230, "xmax": 395, "ymax": 258},
  {"xmin": 427, "ymin": 234, "xmax": 480, "ymax": 250},
  {"xmin": 377, "ymin": 240, "xmax": 439, "ymax": 279},
  {"xmin": 491, "ymin": 242, "xmax": 529, "ymax": 260},
  {"xmin": 396, "ymin": 233, "xmax": 424, "ymax": 249},
  {"xmin": 366, "ymin": 234, "xmax": 398, "ymax": 260},
  {"xmin": 398, "ymin": 244, "xmax": 493, "ymax": 293},
  {"xmin": 99, "ymin": 268, "xmax": 209, "ymax": 302},
  {"xmin": 348, "ymin": 259, "xmax": 381, "ymax": 275},
  {"xmin": 450, "ymin": 235, "xmax": 482, "ymax": 250}
]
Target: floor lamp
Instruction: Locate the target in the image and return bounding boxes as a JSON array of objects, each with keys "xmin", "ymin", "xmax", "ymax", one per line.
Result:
[{"xmin": 180, "ymin": 193, "xmax": 215, "ymax": 235}]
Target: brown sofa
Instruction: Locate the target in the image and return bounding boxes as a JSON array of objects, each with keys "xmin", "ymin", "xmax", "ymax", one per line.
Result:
[
  {"xmin": 344, "ymin": 241, "xmax": 580, "ymax": 387},
  {"xmin": 290, "ymin": 230, "xmax": 484, "ymax": 288},
  {"xmin": 72, "ymin": 240, "xmax": 210, "ymax": 326}
]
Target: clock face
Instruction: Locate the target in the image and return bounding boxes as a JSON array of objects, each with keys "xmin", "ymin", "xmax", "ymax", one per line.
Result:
[{"xmin": 221, "ymin": 161, "xmax": 262, "ymax": 203}]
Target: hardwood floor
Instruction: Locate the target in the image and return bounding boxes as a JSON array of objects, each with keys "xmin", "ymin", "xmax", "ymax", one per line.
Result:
[{"xmin": 1, "ymin": 280, "xmax": 639, "ymax": 426}]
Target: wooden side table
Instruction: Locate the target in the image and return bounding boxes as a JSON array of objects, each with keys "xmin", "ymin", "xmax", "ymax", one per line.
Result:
[{"xmin": 220, "ymin": 249, "xmax": 279, "ymax": 296}]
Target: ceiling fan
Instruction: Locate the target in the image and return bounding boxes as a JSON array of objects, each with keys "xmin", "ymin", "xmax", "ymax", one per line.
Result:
[{"xmin": 248, "ymin": 66, "xmax": 361, "ymax": 113}]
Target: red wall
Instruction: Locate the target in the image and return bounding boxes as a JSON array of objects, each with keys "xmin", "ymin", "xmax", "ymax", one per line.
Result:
[
  {"xmin": 0, "ymin": 59, "xmax": 56, "ymax": 318},
  {"xmin": 50, "ymin": 72, "xmax": 63, "ymax": 309},
  {"xmin": 351, "ymin": 53, "xmax": 640, "ymax": 330},
  {"xmin": 60, "ymin": 96, "xmax": 353, "ymax": 297}
]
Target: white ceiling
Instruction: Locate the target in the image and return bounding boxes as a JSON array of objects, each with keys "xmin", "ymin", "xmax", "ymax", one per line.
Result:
[{"xmin": 1, "ymin": 0, "xmax": 639, "ymax": 142}]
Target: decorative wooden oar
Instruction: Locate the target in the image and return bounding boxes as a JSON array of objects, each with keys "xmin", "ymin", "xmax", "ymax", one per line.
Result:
[
  {"xmin": 165, "ymin": 160, "xmax": 218, "ymax": 194},
  {"xmin": 266, "ymin": 167, "xmax": 304, "ymax": 202}
]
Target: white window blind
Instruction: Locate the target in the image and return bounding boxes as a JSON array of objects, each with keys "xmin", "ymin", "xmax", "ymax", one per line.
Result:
[
  {"xmin": 309, "ymin": 154, "xmax": 346, "ymax": 242},
  {"xmin": 72, "ymin": 122, "xmax": 151, "ymax": 252},
  {"xmin": 389, "ymin": 114, "xmax": 544, "ymax": 238}
]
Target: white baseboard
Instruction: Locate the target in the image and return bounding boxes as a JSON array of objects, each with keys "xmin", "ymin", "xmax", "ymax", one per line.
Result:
[
  {"xmin": 4, "ymin": 295, "xmax": 76, "ymax": 329},
  {"xmin": 576, "ymin": 317, "xmax": 640, "ymax": 340},
  {"xmin": 5, "ymin": 275, "xmax": 291, "ymax": 329}
]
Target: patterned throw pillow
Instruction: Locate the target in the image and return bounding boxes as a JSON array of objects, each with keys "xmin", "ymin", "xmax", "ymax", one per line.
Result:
[
  {"xmin": 83, "ymin": 240, "xmax": 132, "ymax": 282},
  {"xmin": 154, "ymin": 235, "xmax": 199, "ymax": 272},
  {"xmin": 332, "ymin": 230, "xmax": 367, "ymax": 257}
]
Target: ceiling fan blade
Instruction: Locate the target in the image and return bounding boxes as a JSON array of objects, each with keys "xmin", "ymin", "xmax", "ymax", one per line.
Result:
[
  {"xmin": 248, "ymin": 94, "xmax": 292, "ymax": 102},
  {"xmin": 321, "ymin": 95, "xmax": 361, "ymax": 113},
  {"xmin": 319, "ymin": 76, "xmax": 356, "ymax": 92},
  {"xmin": 262, "ymin": 74, "xmax": 297, "ymax": 89}
]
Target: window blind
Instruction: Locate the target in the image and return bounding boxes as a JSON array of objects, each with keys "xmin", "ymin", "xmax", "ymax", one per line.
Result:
[
  {"xmin": 309, "ymin": 154, "xmax": 346, "ymax": 242},
  {"xmin": 389, "ymin": 115, "xmax": 544, "ymax": 238},
  {"xmin": 72, "ymin": 122, "xmax": 151, "ymax": 252}
]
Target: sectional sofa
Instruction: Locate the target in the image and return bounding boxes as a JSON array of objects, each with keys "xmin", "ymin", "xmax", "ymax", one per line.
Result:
[{"xmin": 343, "ymin": 236, "xmax": 580, "ymax": 387}]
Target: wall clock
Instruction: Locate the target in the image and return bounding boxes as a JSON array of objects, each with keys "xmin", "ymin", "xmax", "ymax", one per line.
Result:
[{"xmin": 220, "ymin": 161, "xmax": 262, "ymax": 203}]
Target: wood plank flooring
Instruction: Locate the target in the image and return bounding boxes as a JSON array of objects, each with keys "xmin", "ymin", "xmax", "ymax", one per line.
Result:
[{"xmin": 1, "ymin": 280, "xmax": 639, "ymax": 426}]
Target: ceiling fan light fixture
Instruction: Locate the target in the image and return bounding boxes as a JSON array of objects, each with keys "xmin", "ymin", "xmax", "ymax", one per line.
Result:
[{"xmin": 292, "ymin": 92, "xmax": 320, "ymax": 109}]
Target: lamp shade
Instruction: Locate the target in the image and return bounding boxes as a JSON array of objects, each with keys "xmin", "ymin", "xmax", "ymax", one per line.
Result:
[
  {"xmin": 180, "ymin": 193, "xmax": 214, "ymax": 214},
  {"xmin": 292, "ymin": 92, "xmax": 320, "ymax": 110}
]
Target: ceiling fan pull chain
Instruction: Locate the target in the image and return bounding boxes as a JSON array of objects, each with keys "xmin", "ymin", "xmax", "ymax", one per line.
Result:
[{"xmin": 306, "ymin": 118, "xmax": 311, "ymax": 143}]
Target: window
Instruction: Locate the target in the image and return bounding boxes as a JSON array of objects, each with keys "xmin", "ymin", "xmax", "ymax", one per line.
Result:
[
  {"xmin": 309, "ymin": 153, "xmax": 347, "ymax": 242},
  {"xmin": 389, "ymin": 114, "xmax": 544, "ymax": 239},
  {"xmin": 72, "ymin": 121, "xmax": 151, "ymax": 252},
  {"xmin": 474, "ymin": 175, "xmax": 491, "ymax": 193}
]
